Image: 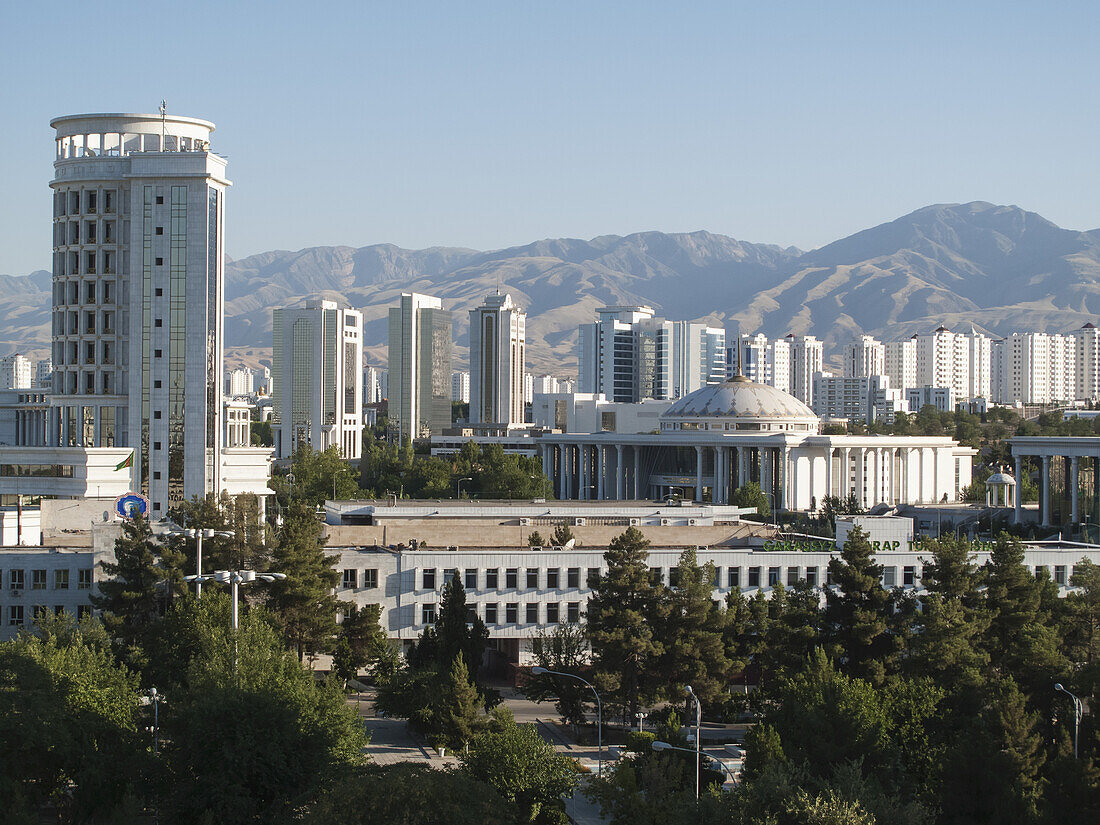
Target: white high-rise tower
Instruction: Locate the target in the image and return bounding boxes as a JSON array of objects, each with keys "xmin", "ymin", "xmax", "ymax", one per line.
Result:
[{"xmin": 469, "ymin": 292, "xmax": 526, "ymax": 426}]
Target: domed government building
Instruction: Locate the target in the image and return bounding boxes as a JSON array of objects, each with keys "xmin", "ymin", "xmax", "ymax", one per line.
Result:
[{"xmin": 538, "ymin": 376, "xmax": 975, "ymax": 511}]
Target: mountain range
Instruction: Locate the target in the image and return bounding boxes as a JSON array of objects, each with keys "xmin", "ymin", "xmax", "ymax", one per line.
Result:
[{"xmin": 4, "ymin": 201, "xmax": 1100, "ymax": 375}]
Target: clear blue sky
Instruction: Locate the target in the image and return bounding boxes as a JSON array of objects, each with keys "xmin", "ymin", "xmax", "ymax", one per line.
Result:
[{"xmin": 2, "ymin": 1, "xmax": 1098, "ymax": 274}]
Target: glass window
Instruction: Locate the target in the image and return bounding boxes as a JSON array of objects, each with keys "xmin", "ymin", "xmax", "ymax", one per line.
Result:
[
  {"xmin": 567, "ymin": 602, "xmax": 580, "ymax": 623},
  {"xmin": 77, "ymin": 605, "xmax": 91, "ymax": 620},
  {"xmin": 526, "ymin": 569, "xmax": 539, "ymax": 589},
  {"xmin": 587, "ymin": 568, "xmax": 600, "ymax": 588},
  {"xmin": 33, "ymin": 605, "xmax": 48, "ymax": 621},
  {"xmin": 546, "ymin": 602, "xmax": 560, "ymax": 623},
  {"xmin": 805, "ymin": 566, "xmax": 818, "ymax": 586},
  {"xmin": 526, "ymin": 603, "xmax": 539, "ymax": 624},
  {"xmin": 486, "ymin": 568, "xmax": 499, "ymax": 589},
  {"xmin": 342, "ymin": 569, "xmax": 357, "ymax": 589},
  {"xmin": 650, "ymin": 567, "xmax": 664, "ymax": 586},
  {"xmin": 506, "ymin": 603, "xmax": 518, "ymax": 624},
  {"xmin": 443, "ymin": 569, "xmax": 457, "ymax": 586},
  {"xmin": 32, "ymin": 569, "xmax": 47, "ymax": 590},
  {"xmin": 727, "ymin": 567, "xmax": 740, "ymax": 588},
  {"xmin": 465, "ymin": 569, "xmax": 478, "ymax": 590},
  {"xmin": 567, "ymin": 568, "xmax": 580, "ymax": 588},
  {"xmin": 54, "ymin": 570, "xmax": 70, "ymax": 590},
  {"xmin": 1034, "ymin": 565, "xmax": 1048, "ymax": 581},
  {"xmin": 669, "ymin": 568, "xmax": 680, "ymax": 588},
  {"xmin": 748, "ymin": 567, "xmax": 760, "ymax": 588},
  {"xmin": 9, "ymin": 605, "xmax": 24, "ymax": 626},
  {"xmin": 883, "ymin": 567, "xmax": 896, "ymax": 587},
  {"xmin": 903, "ymin": 566, "xmax": 915, "ymax": 586},
  {"xmin": 485, "ymin": 603, "xmax": 498, "ymax": 624},
  {"xmin": 712, "ymin": 566, "xmax": 722, "ymax": 588},
  {"xmin": 786, "ymin": 567, "xmax": 799, "ymax": 586},
  {"xmin": 421, "ymin": 603, "xmax": 436, "ymax": 624},
  {"xmin": 422, "ymin": 568, "xmax": 436, "ymax": 590},
  {"xmin": 767, "ymin": 567, "xmax": 780, "ymax": 587},
  {"xmin": 506, "ymin": 568, "xmax": 518, "ymax": 589},
  {"xmin": 363, "ymin": 569, "xmax": 378, "ymax": 589},
  {"xmin": 78, "ymin": 568, "xmax": 92, "ymax": 589},
  {"xmin": 547, "ymin": 568, "xmax": 559, "ymax": 588},
  {"xmin": 1054, "ymin": 565, "xmax": 1067, "ymax": 585}
]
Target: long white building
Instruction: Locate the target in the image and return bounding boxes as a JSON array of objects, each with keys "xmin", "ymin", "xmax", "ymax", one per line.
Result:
[{"xmin": 272, "ymin": 300, "xmax": 363, "ymax": 460}]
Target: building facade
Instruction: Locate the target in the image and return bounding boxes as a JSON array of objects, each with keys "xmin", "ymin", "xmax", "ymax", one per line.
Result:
[
  {"xmin": 844, "ymin": 336, "xmax": 885, "ymax": 379},
  {"xmin": 0, "ymin": 355, "xmax": 32, "ymax": 390},
  {"xmin": 272, "ymin": 300, "xmax": 363, "ymax": 460},
  {"xmin": 387, "ymin": 293, "xmax": 452, "ymax": 440},
  {"xmin": 469, "ymin": 292, "xmax": 525, "ymax": 426}
]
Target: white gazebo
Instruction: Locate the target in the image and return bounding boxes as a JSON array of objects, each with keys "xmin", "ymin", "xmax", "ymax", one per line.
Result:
[{"xmin": 985, "ymin": 468, "xmax": 1016, "ymax": 508}]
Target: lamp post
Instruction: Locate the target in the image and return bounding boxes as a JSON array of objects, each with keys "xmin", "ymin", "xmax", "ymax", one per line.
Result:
[
  {"xmin": 635, "ymin": 711, "xmax": 648, "ymax": 732},
  {"xmin": 532, "ymin": 667, "xmax": 602, "ymax": 776},
  {"xmin": 186, "ymin": 569, "xmax": 287, "ymax": 629},
  {"xmin": 686, "ymin": 685, "xmax": 702, "ymax": 800},
  {"xmin": 1054, "ymin": 683, "xmax": 1083, "ymax": 759},
  {"xmin": 169, "ymin": 528, "xmax": 233, "ymax": 598},
  {"xmin": 651, "ymin": 740, "xmax": 736, "ymax": 787},
  {"xmin": 456, "ymin": 477, "xmax": 472, "ymax": 499},
  {"xmin": 139, "ymin": 687, "xmax": 165, "ymax": 756}
]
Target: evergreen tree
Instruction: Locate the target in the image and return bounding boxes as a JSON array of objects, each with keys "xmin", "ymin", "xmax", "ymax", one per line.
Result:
[
  {"xmin": 824, "ymin": 526, "xmax": 894, "ymax": 686},
  {"xmin": 527, "ymin": 530, "xmax": 546, "ymax": 547},
  {"xmin": 551, "ymin": 522, "xmax": 575, "ymax": 547},
  {"xmin": 524, "ymin": 622, "xmax": 591, "ymax": 727},
  {"xmin": 265, "ymin": 502, "xmax": 345, "ymax": 661},
  {"xmin": 587, "ymin": 527, "xmax": 667, "ymax": 725},
  {"xmin": 92, "ymin": 513, "xmax": 185, "ymax": 659},
  {"xmin": 436, "ymin": 656, "xmax": 484, "ymax": 750},
  {"xmin": 760, "ymin": 579, "xmax": 822, "ymax": 680},
  {"xmin": 659, "ymin": 548, "xmax": 731, "ymax": 707},
  {"xmin": 731, "ymin": 481, "xmax": 771, "ymax": 517},
  {"xmin": 433, "ymin": 573, "xmax": 489, "ymax": 678},
  {"xmin": 338, "ymin": 603, "xmax": 387, "ymax": 677}
]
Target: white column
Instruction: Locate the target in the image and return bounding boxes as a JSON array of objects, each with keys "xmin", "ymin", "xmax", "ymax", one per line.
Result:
[
  {"xmin": 779, "ymin": 447, "xmax": 789, "ymax": 510},
  {"xmin": 565, "ymin": 446, "xmax": 574, "ymax": 499},
  {"xmin": 824, "ymin": 447, "xmax": 832, "ymax": 500},
  {"xmin": 1041, "ymin": 454, "xmax": 1051, "ymax": 527},
  {"xmin": 736, "ymin": 446, "xmax": 747, "ymax": 488},
  {"xmin": 581, "ymin": 446, "xmax": 590, "ymax": 500},
  {"xmin": 1071, "ymin": 456, "xmax": 1080, "ymax": 524},
  {"xmin": 855, "ymin": 448, "xmax": 865, "ymax": 507},
  {"xmin": 840, "ymin": 447, "xmax": 851, "ymax": 499},
  {"xmin": 634, "ymin": 447, "xmax": 642, "ymax": 499},
  {"xmin": 695, "ymin": 445, "xmax": 704, "ymax": 502},
  {"xmin": 1014, "ymin": 454, "xmax": 1023, "ymax": 524},
  {"xmin": 597, "ymin": 445, "xmax": 606, "ymax": 500},
  {"xmin": 616, "ymin": 444, "xmax": 625, "ymax": 500}
]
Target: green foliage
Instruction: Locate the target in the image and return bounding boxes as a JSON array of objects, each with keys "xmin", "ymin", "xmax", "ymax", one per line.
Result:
[
  {"xmin": 163, "ymin": 606, "xmax": 366, "ymax": 823},
  {"xmin": 524, "ymin": 622, "xmax": 592, "ymax": 726},
  {"xmin": 301, "ymin": 763, "xmax": 515, "ymax": 824},
  {"xmin": 336, "ymin": 602, "xmax": 387, "ymax": 680},
  {"xmin": 527, "ymin": 530, "xmax": 546, "ymax": 547},
  {"xmin": 250, "ymin": 419, "xmax": 273, "ymax": 446},
  {"xmin": 265, "ymin": 501, "xmax": 345, "ymax": 661},
  {"xmin": 436, "ymin": 656, "xmax": 485, "ymax": 749},
  {"xmin": 551, "ymin": 522, "xmax": 575, "ymax": 546},
  {"xmin": 587, "ymin": 527, "xmax": 667, "ymax": 724},
  {"xmin": 0, "ymin": 621, "xmax": 143, "ymax": 821},
  {"xmin": 732, "ymin": 481, "xmax": 771, "ymax": 517},
  {"xmin": 462, "ymin": 707, "xmax": 579, "ymax": 823},
  {"xmin": 275, "ymin": 444, "xmax": 363, "ymax": 506}
]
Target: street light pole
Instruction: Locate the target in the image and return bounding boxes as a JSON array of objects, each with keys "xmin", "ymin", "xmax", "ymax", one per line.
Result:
[
  {"xmin": 686, "ymin": 685, "xmax": 702, "ymax": 800},
  {"xmin": 651, "ymin": 740, "xmax": 736, "ymax": 786},
  {"xmin": 456, "ymin": 476, "xmax": 472, "ymax": 499},
  {"xmin": 186, "ymin": 569, "xmax": 287, "ymax": 630},
  {"xmin": 1054, "ymin": 683, "xmax": 1083, "ymax": 759},
  {"xmin": 532, "ymin": 667, "xmax": 603, "ymax": 776}
]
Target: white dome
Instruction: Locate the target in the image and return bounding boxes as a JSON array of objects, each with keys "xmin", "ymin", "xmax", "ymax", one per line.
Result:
[{"xmin": 660, "ymin": 376, "xmax": 820, "ymax": 433}]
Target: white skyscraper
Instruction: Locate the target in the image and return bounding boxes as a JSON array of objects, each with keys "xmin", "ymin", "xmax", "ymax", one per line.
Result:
[
  {"xmin": 786, "ymin": 335, "xmax": 823, "ymax": 406},
  {"xmin": 844, "ymin": 336, "xmax": 885, "ymax": 378},
  {"xmin": 885, "ymin": 338, "xmax": 917, "ymax": 392},
  {"xmin": 1073, "ymin": 323, "xmax": 1100, "ymax": 402},
  {"xmin": 34, "ymin": 358, "xmax": 53, "ymax": 388},
  {"xmin": 992, "ymin": 332, "xmax": 1075, "ymax": 404},
  {"xmin": 388, "ymin": 293, "xmax": 452, "ymax": 439},
  {"xmin": 50, "ymin": 112, "xmax": 240, "ymax": 514},
  {"xmin": 915, "ymin": 326, "xmax": 970, "ymax": 401},
  {"xmin": 272, "ymin": 300, "xmax": 363, "ymax": 460},
  {"xmin": 0, "ymin": 354, "xmax": 32, "ymax": 389},
  {"xmin": 766, "ymin": 338, "xmax": 791, "ymax": 394},
  {"xmin": 469, "ymin": 292, "xmax": 525, "ymax": 426},
  {"xmin": 733, "ymin": 333, "xmax": 770, "ymax": 382},
  {"xmin": 364, "ymin": 366, "xmax": 388, "ymax": 404},
  {"xmin": 451, "ymin": 371, "xmax": 470, "ymax": 403}
]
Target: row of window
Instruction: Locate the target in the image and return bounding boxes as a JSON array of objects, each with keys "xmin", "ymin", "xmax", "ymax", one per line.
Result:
[
  {"xmin": 54, "ymin": 189, "xmax": 118, "ymax": 217},
  {"xmin": 341, "ymin": 568, "xmax": 378, "ymax": 589},
  {"xmin": 54, "ymin": 219, "xmax": 119, "ymax": 247},
  {"xmin": 420, "ymin": 601, "xmax": 583, "ymax": 626},
  {"xmin": 7, "ymin": 604, "xmax": 91, "ymax": 626},
  {"xmin": 1, "ymin": 569, "xmax": 92, "ymax": 589},
  {"xmin": 54, "ymin": 278, "xmax": 117, "ymax": 307},
  {"xmin": 416, "ymin": 567, "xmax": 602, "ymax": 592}
]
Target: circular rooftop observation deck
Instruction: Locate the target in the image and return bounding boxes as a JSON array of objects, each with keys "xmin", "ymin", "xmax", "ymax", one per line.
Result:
[
  {"xmin": 660, "ymin": 375, "xmax": 820, "ymax": 434},
  {"xmin": 51, "ymin": 112, "xmax": 215, "ymax": 159}
]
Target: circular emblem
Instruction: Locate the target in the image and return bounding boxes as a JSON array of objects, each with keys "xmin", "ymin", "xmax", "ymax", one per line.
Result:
[{"xmin": 114, "ymin": 492, "xmax": 150, "ymax": 519}]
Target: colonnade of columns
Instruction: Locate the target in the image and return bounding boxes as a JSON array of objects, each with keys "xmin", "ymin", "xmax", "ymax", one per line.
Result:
[
  {"xmin": 1013, "ymin": 451, "xmax": 1097, "ymax": 528},
  {"xmin": 541, "ymin": 440, "xmax": 949, "ymax": 511}
]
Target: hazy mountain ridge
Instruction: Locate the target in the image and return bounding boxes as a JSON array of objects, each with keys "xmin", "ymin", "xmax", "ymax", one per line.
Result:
[{"xmin": 3, "ymin": 202, "xmax": 1100, "ymax": 374}]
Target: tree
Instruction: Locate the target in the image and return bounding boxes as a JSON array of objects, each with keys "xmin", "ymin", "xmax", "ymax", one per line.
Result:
[
  {"xmin": 824, "ymin": 526, "xmax": 895, "ymax": 686},
  {"xmin": 430, "ymin": 573, "xmax": 489, "ymax": 678},
  {"xmin": 587, "ymin": 527, "xmax": 667, "ymax": 725},
  {"xmin": 462, "ymin": 707, "xmax": 578, "ymax": 823},
  {"xmin": 275, "ymin": 445, "xmax": 362, "ymax": 506},
  {"xmin": 301, "ymin": 763, "xmax": 515, "ymax": 825},
  {"xmin": 265, "ymin": 501, "xmax": 345, "ymax": 661},
  {"xmin": 523, "ymin": 622, "xmax": 591, "ymax": 727},
  {"xmin": 551, "ymin": 522, "xmax": 575, "ymax": 547},
  {"xmin": 336, "ymin": 602, "xmax": 387, "ymax": 679},
  {"xmin": 659, "ymin": 548, "xmax": 731, "ymax": 708},
  {"xmin": 0, "ymin": 620, "xmax": 145, "ymax": 821},
  {"xmin": 436, "ymin": 656, "xmax": 484, "ymax": 750},
  {"xmin": 528, "ymin": 530, "xmax": 546, "ymax": 547},
  {"xmin": 731, "ymin": 481, "xmax": 770, "ymax": 518},
  {"xmin": 92, "ymin": 512, "xmax": 185, "ymax": 662},
  {"xmin": 163, "ymin": 606, "xmax": 366, "ymax": 824}
]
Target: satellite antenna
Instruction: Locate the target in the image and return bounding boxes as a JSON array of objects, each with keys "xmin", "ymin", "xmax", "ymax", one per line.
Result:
[{"xmin": 563, "ymin": 538, "xmax": 576, "ymax": 551}]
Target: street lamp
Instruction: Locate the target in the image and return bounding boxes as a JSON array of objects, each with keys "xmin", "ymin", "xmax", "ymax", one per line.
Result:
[
  {"xmin": 168, "ymin": 527, "xmax": 233, "ymax": 598},
  {"xmin": 186, "ymin": 569, "xmax": 287, "ymax": 629},
  {"xmin": 139, "ymin": 687, "xmax": 165, "ymax": 756},
  {"xmin": 456, "ymin": 477, "xmax": 472, "ymax": 499},
  {"xmin": 651, "ymin": 740, "xmax": 736, "ymax": 787},
  {"xmin": 1054, "ymin": 683, "xmax": 1083, "ymax": 759},
  {"xmin": 635, "ymin": 711, "xmax": 648, "ymax": 732},
  {"xmin": 532, "ymin": 666, "xmax": 603, "ymax": 776},
  {"xmin": 685, "ymin": 685, "xmax": 702, "ymax": 800}
]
